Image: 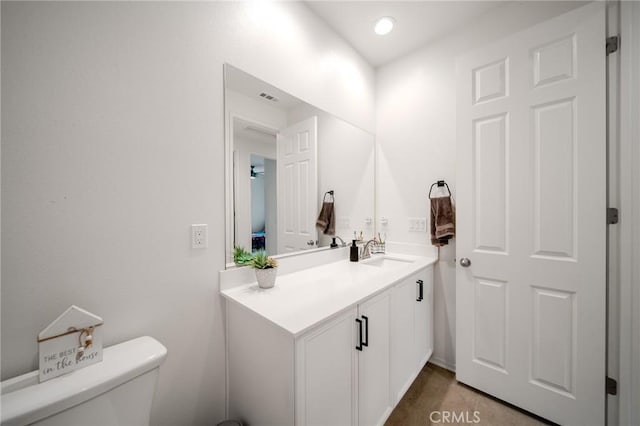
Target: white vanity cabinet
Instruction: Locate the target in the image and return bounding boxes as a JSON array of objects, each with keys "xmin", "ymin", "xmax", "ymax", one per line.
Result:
[
  {"xmin": 223, "ymin": 260, "xmax": 434, "ymax": 426},
  {"xmin": 295, "ymin": 290, "xmax": 392, "ymax": 426},
  {"xmin": 295, "ymin": 307, "xmax": 359, "ymax": 426},
  {"xmin": 414, "ymin": 267, "xmax": 434, "ymax": 369},
  {"xmin": 390, "ymin": 266, "xmax": 434, "ymax": 404},
  {"xmin": 355, "ymin": 290, "xmax": 392, "ymax": 426}
]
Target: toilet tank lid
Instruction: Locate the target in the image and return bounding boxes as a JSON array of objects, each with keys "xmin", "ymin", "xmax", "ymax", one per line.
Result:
[{"xmin": 1, "ymin": 336, "xmax": 167, "ymax": 426}]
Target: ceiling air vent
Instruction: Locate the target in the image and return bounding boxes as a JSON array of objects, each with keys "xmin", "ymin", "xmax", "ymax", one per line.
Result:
[{"xmin": 259, "ymin": 92, "xmax": 279, "ymax": 102}]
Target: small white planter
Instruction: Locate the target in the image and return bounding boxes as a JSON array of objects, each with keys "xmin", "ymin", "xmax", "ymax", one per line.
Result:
[{"xmin": 255, "ymin": 267, "xmax": 277, "ymax": 289}]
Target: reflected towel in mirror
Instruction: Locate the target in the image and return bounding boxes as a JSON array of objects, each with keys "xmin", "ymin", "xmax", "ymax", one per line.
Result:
[{"xmin": 316, "ymin": 201, "xmax": 335, "ymax": 235}]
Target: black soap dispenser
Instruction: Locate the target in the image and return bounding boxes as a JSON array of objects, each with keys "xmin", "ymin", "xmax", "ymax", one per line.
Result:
[{"xmin": 350, "ymin": 240, "xmax": 359, "ymax": 262}]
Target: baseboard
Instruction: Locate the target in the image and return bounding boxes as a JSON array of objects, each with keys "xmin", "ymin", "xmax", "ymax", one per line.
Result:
[{"xmin": 429, "ymin": 356, "xmax": 456, "ymax": 373}]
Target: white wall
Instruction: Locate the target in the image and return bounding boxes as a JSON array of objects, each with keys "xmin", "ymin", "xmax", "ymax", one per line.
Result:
[
  {"xmin": 375, "ymin": 1, "xmax": 584, "ymax": 370},
  {"xmin": 1, "ymin": 2, "xmax": 374, "ymax": 425}
]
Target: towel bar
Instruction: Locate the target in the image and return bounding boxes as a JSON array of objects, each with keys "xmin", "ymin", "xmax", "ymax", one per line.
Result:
[{"xmin": 428, "ymin": 180, "xmax": 451, "ymax": 199}]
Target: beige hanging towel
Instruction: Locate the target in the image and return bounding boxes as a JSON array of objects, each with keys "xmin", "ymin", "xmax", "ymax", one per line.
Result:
[{"xmin": 430, "ymin": 196, "xmax": 455, "ymax": 246}]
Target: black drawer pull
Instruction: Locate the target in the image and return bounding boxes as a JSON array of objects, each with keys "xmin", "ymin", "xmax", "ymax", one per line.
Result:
[
  {"xmin": 417, "ymin": 279, "xmax": 424, "ymax": 302},
  {"xmin": 362, "ymin": 315, "xmax": 369, "ymax": 347},
  {"xmin": 355, "ymin": 318, "xmax": 363, "ymax": 351}
]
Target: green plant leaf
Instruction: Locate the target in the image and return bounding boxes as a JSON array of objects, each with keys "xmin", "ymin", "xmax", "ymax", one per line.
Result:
[
  {"xmin": 250, "ymin": 250, "xmax": 278, "ymax": 269},
  {"xmin": 233, "ymin": 246, "xmax": 254, "ymax": 265}
]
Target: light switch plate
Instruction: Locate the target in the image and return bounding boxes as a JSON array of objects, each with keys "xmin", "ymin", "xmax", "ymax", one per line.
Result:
[{"xmin": 408, "ymin": 217, "xmax": 427, "ymax": 232}]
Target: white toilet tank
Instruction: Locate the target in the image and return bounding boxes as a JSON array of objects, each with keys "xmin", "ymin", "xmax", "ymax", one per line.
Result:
[{"xmin": 1, "ymin": 336, "xmax": 167, "ymax": 426}]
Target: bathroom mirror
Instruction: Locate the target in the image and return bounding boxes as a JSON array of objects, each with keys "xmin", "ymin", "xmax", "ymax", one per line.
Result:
[{"xmin": 224, "ymin": 64, "xmax": 375, "ymax": 266}]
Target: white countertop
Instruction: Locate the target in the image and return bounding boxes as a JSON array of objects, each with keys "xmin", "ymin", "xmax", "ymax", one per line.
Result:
[{"xmin": 220, "ymin": 253, "xmax": 436, "ymax": 337}]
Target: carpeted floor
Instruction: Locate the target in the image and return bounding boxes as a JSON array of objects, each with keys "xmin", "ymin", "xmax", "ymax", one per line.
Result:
[{"xmin": 386, "ymin": 363, "xmax": 551, "ymax": 426}]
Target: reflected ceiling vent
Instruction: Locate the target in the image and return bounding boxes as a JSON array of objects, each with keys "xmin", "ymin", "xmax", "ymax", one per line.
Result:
[{"xmin": 259, "ymin": 92, "xmax": 280, "ymax": 102}]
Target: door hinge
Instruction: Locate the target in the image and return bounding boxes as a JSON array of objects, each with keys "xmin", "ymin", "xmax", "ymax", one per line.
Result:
[
  {"xmin": 606, "ymin": 36, "xmax": 619, "ymax": 55},
  {"xmin": 606, "ymin": 377, "xmax": 618, "ymax": 395},
  {"xmin": 607, "ymin": 207, "xmax": 619, "ymax": 225}
]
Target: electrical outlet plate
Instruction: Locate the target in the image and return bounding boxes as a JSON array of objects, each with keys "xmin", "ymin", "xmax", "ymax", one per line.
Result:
[{"xmin": 191, "ymin": 224, "xmax": 208, "ymax": 248}]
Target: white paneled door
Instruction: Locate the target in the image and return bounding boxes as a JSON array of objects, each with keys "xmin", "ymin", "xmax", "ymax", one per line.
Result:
[
  {"xmin": 277, "ymin": 116, "xmax": 318, "ymax": 253},
  {"xmin": 456, "ymin": 3, "xmax": 606, "ymax": 425}
]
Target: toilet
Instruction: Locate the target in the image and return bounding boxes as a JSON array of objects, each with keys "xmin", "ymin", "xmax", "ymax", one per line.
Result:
[{"xmin": 1, "ymin": 336, "xmax": 167, "ymax": 426}]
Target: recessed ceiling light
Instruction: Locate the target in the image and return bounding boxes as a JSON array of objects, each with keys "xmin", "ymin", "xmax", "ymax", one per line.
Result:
[{"xmin": 374, "ymin": 17, "xmax": 395, "ymax": 36}]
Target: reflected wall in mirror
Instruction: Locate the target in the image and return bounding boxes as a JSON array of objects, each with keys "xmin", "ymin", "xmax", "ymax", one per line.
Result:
[{"xmin": 224, "ymin": 64, "xmax": 375, "ymax": 266}]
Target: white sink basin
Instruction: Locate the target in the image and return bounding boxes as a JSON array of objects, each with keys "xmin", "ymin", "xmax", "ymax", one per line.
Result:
[{"xmin": 360, "ymin": 255, "xmax": 414, "ymax": 269}]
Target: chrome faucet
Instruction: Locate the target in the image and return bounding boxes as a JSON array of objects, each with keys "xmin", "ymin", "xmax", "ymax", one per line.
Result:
[{"xmin": 360, "ymin": 239, "xmax": 376, "ymax": 260}]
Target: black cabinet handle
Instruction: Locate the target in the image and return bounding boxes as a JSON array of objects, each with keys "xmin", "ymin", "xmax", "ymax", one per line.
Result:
[
  {"xmin": 355, "ymin": 318, "xmax": 363, "ymax": 351},
  {"xmin": 362, "ymin": 315, "xmax": 369, "ymax": 347},
  {"xmin": 417, "ymin": 279, "xmax": 424, "ymax": 302}
]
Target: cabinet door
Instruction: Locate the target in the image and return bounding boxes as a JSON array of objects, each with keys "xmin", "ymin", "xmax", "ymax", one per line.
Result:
[
  {"xmin": 296, "ymin": 307, "xmax": 358, "ymax": 426},
  {"xmin": 389, "ymin": 275, "xmax": 416, "ymax": 404},
  {"xmin": 414, "ymin": 266, "xmax": 434, "ymax": 368},
  {"xmin": 358, "ymin": 290, "xmax": 392, "ymax": 426}
]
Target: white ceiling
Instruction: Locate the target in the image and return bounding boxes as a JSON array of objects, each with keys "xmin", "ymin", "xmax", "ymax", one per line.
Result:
[
  {"xmin": 305, "ymin": 1, "xmax": 505, "ymax": 67},
  {"xmin": 305, "ymin": 1, "xmax": 589, "ymax": 68}
]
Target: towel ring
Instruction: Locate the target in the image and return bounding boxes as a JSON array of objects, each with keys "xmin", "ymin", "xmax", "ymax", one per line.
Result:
[
  {"xmin": 323, "ymin": 190, "xmax": 335, "ymax": 203},
  {"xmin": 428, "ymin": 181, "xmax": 451, "ymax": 199}
]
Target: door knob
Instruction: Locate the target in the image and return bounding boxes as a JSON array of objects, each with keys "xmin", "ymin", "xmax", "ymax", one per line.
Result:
[
  {"xmin": 460, "ymin": 258, "xmax": 471, "ymax": 267},
  {"xmin": 307, "ymin": 240, "xmax": 315, "ymax": 246}
]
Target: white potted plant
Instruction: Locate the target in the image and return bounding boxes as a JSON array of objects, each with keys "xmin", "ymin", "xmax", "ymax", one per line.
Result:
[{"xmin": 251, "ymin": 250, "xmax": 279, "ymax": 289}]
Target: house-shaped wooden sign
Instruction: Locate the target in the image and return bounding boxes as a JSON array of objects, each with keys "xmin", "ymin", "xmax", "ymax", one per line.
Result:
[{"xmin": 38, "ymin": 305, "xmax": 103, "ymax": 382}]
